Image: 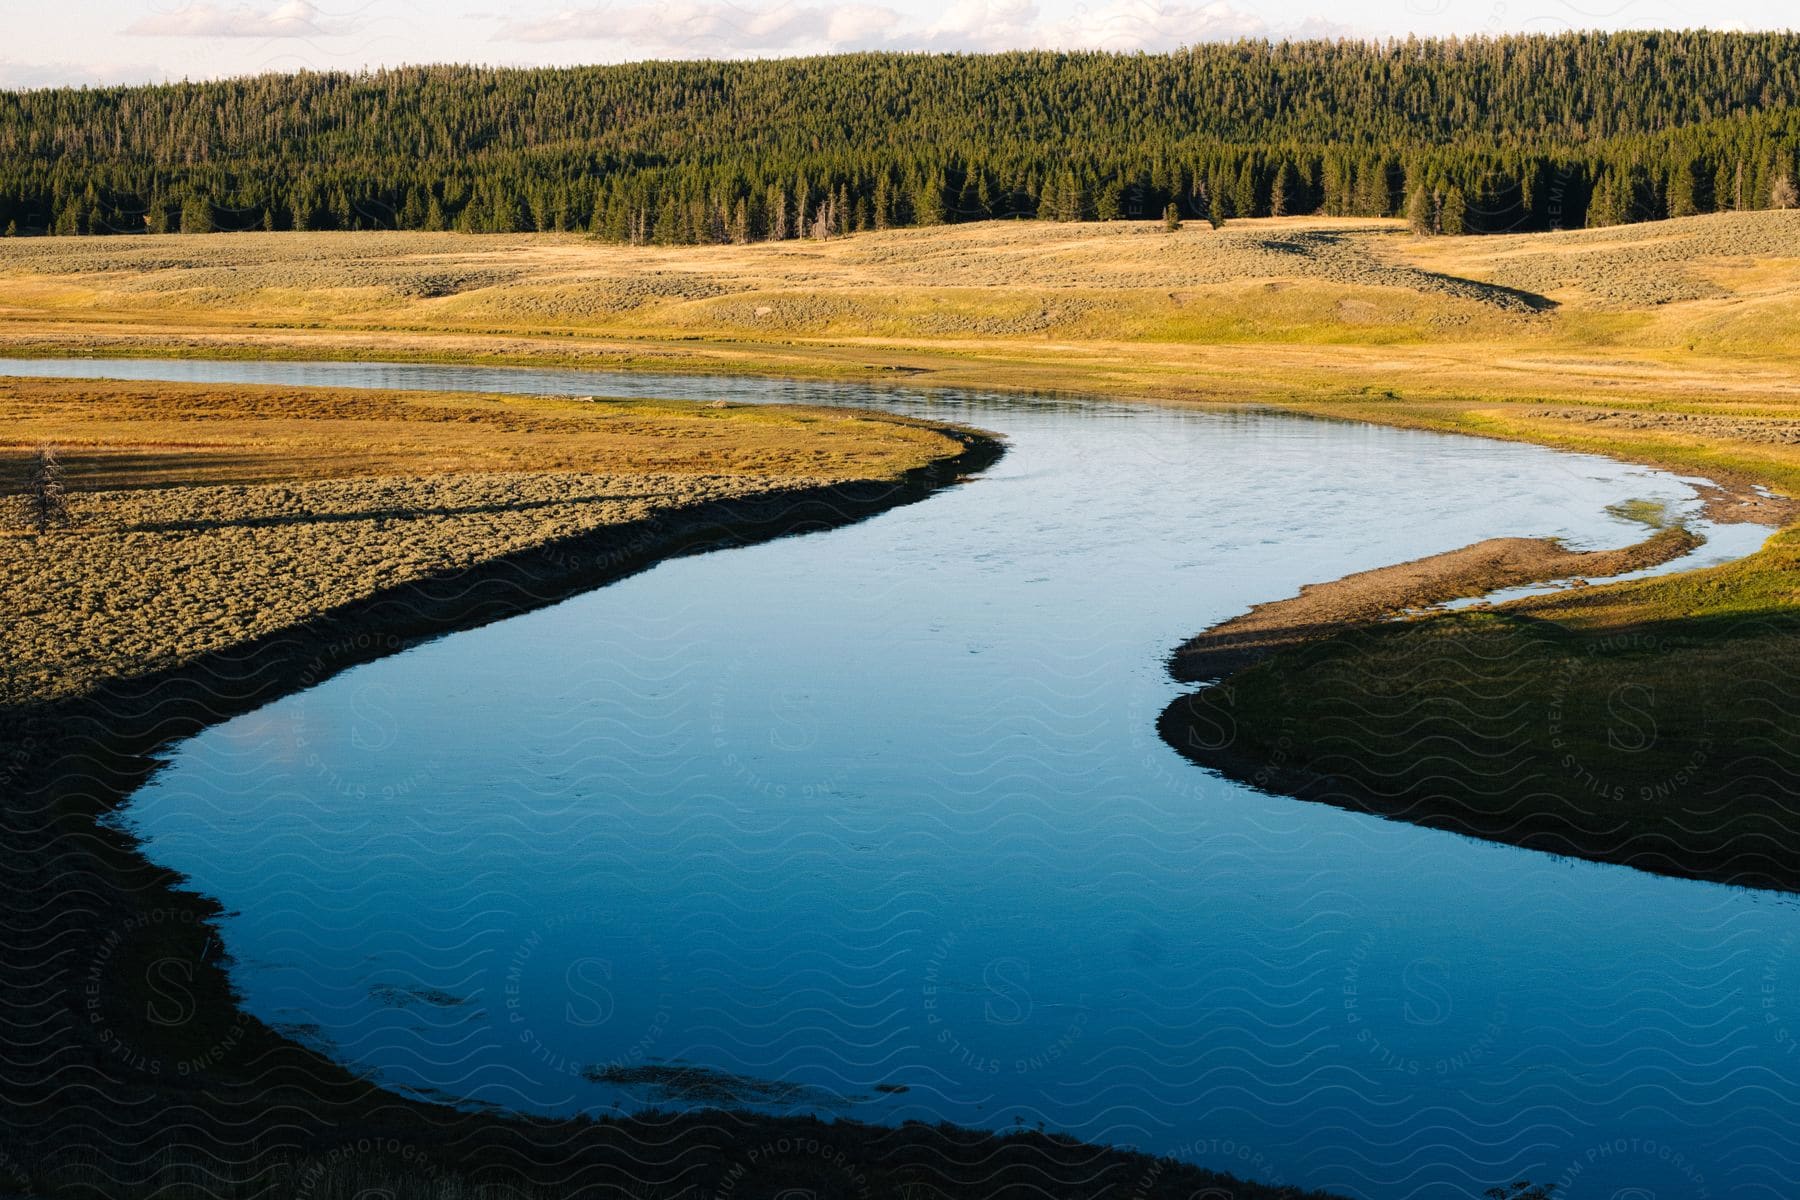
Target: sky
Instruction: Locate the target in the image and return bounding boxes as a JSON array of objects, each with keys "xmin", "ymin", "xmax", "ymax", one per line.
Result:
[{"xmin": 4, "ymin": 0, "xmax": 1794, "ymax": 90}]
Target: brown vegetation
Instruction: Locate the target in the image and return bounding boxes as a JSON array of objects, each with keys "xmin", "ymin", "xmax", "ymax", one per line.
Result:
[{"xmin": 0, "ymin": 211, "xmax": 1792, "ymax": 350}]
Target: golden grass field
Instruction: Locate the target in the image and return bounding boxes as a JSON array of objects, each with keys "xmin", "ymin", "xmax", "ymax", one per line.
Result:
[{"xmin": 5, "ymin": 211, "xmax": 1800, "ymax": 483}]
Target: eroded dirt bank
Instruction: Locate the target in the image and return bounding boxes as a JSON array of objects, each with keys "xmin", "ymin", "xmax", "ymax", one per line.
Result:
[{"xmin": 1171, "ymin": 525, "xmax": 1703, "ymax": 684}]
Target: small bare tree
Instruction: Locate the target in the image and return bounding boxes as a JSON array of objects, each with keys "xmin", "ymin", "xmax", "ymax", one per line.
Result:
[
  {"xmin": 26, "ymin": 445, "xmax": 72, "ymax": 533},
  {"xmin": 1773, "ymin": 174, "xmax": 1799, "ymax": 210}
]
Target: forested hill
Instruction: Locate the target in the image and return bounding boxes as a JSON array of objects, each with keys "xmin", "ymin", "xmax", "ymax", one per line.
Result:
[{"xmin": 4, "ymin": 32, "xmax": 1798, "ymax": 242}]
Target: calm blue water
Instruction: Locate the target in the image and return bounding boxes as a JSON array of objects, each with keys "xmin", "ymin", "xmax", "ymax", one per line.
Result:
[{"xmin": 23, "ymin": 358, "xmax": 1799, "ymax": 1200}]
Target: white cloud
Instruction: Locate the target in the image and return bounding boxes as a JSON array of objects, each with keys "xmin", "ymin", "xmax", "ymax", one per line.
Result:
[
  {"xmin": 500, "ymin": 1, "xmax": 861, "ymax": 53},
  {"xmin": 128, "ymin": 1, "xmax": 364, "ymax": 39},
  {"xmin": 0, "ymin": 57, "xmax": 169, "ymax": 88},
  {"xmin": 1051, "ymin": 0, "xmax": 1343, "ymax": 51},
  {"xmin": 497, "ymin": 0, "xmax": 1354, "ymax": 53},
  {"xmin": 910, "ymin": 0, "xmax": 1040, "ymax": 51}
]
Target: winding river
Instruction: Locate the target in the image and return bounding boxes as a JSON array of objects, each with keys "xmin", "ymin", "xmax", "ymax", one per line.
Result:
[{"xmin": 18, "ymin": 357, "xmax": 1799, "ymax": 1200}]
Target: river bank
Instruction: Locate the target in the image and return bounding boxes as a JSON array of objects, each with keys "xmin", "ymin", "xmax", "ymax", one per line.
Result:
[
  {"xmin": 13, "ymin": 235, "xmax": 1800, "ymax": 897},
  {"xmin": 4, "ymin": 378, "xmax": 1294, "ymax": 1199},
  {"xmin": 1158, "ymin": 511, "xmax": 1800, "ymax": 891},
  {"xmin": 1166, "ymin": 525, "xmax": 1710, "ymax": 684},
  {"xmin": 1, "ymin": 377, "xmax": 1353, "ymax": 1198}
]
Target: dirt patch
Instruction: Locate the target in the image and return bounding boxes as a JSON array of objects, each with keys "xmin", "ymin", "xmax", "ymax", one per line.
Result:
[
  {"xmin": 1527, "ymin": 404, "xmax": 1800, "ymax": 451},
  {"xmin": 1690, "ymin": 480, "xmax": 1799, "ymax": 524},
  {"xmin": 1170, "ymin": 526, "xmax": 1700, "ymax": 683}
]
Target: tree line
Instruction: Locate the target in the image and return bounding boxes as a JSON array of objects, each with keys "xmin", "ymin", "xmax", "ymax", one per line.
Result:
[{"xmin": 2, "ymin": 32, "xmax": 1797, "ymax": 241}]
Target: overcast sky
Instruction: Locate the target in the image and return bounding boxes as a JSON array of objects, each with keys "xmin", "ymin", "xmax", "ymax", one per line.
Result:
[{"xmin": 5, "ymin": 0, "xmax": 1794, "ymax": 90}]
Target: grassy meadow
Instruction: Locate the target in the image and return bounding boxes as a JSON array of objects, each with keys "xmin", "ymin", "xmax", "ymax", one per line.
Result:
[
  {"xmin": 5, "ymin": 212, "xmax": 1800, "ymax": 478},
  {"xmin": 4, "ymin": 210, "xmax": 1800, "ymax": 1195}
]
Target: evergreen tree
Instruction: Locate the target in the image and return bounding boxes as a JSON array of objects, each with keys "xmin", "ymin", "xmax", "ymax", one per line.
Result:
[
  {"xmin": 0, "ymin": 35, "xmax": 1794, "ymax": 244},
  {"xmin": 1233, "ymin": 162, "xmax": 1260, "ymax": 219},
  {"xmin": 652, "ymin": 192, "xmax": 682, "ymax": 243},
  {"xmin": 1586, "ymin": 174, "xmax": 1623, "ymax": 227},
  {"xmin": 1353, "ymin": 160, "xmax": 1391, "ymax": 216},
  {"xmin": 793, "ymin": 172, "xmax": 811, "ymax": 237},
  {"xmin": 1751, "ymin": 159, "xmax": 1772, "ymax": 210},
  {"xmin": 1095, "ymin": 181, "xmax": 1123, "ymax": 221},
  {"xmin": 1712, "ymin": 160, "xmax": 1737, "ymax": 211},
  {"xmin": 1439, "ymin": 187, "xmax": 1468, "ymax": 236},
  {"xmin": 1668, "ymin": 158, "xmax": 1699, "ymax": 217},
  {"xmin": 1321, "ymin": 155, "xmax": 1351, "ymax": 215},
  {"xmin": 1270, "ymin": 162, "xmax": 1298, "ymax": 217},
  {"xmin": 873, "ymin": 173, "xmax": 892, "ymax": 229},
  {"xmin": 1405, "ymin": 185, "xmax": 1433, "ymax": 234},
  {"xmin": 1049, "ymin": 169, "xmax": 1086, "ymax": 221},
  {"xmin": 766, "ymin": 183, "xmax": 789, "ymax": 239},
  {"xmin": 180, "ymin": 193, "xmax": 214, "ymax": 234},
  {"xmin": 1621, "ymin": 163, "xmax": 1658, "ymax": 222},
  {"xmin": 910, "ymin": 171, "xmax": 945, "ymax": 226},
  {"xmin": 24, "ymin": 445, "xmax": 71, "ymax": 533}
]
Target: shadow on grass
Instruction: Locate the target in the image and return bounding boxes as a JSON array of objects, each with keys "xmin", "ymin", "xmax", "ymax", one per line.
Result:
[
  {"xmin": 117, "ymin": 489, "xmax": 645, "ymax": 532},
  {"xmin": 1268, "ymin": 229, "xmax": 1559, "ymax": 312},
  {"xmin": 1159, "ymin": 605, "xmax": 1800, "ymax": 892}
]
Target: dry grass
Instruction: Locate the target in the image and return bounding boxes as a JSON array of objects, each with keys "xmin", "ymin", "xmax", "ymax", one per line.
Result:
[
  {"xmin": 0, "ymin": 217, "xmax": 1571, "ymax": 348},
  {"xmin": 5, "ymin": 217, "xmax": 1799, "ymax": 563},
  {"xmin": 3, "ymin": 213, "xmax": 1795, "ymax": 347},
  {"xmin": 5, "ymin": 213, "xmax": 1800, "ymax": 414},
  {"xmin": 0, "ymin": 377, "xmax": 968, "ymax": 708},
  {"xmin": 1406, "ymin": 209, "xmax": 1800, "ymax": 307},
  {"xmin": 7, "ymin": 222, "xmax": 1800, "ymax": 725},
  {"xmin": 0, "ymin": 376, "xmax": 957, "ymax": 488}
]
